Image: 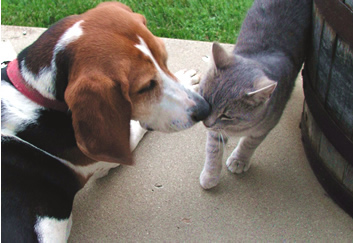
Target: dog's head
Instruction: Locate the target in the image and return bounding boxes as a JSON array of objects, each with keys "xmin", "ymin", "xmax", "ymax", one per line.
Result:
[{"xmin": 26, "ymin": 2, "xmax": 211, "ymax": 164}]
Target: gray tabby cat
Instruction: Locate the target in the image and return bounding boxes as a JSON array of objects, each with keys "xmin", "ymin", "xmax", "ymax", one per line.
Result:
[{"xmin": 199, "ymin": 0, "xmax": 312, "ymax": 189}]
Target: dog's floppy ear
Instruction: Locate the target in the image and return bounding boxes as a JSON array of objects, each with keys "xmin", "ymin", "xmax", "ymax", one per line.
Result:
[
  {"xmin": 134, "ymin": 13, "xmax": 147, "ymax": 26},
  {"xmin": 65, "ymin": 73, "xmax": 133, "ymax": 165}
]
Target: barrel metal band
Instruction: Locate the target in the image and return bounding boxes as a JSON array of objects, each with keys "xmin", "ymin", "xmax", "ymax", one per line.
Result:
[{"xmin": 302, "ymin": 67, "xmax": 353, "ymax": 163}]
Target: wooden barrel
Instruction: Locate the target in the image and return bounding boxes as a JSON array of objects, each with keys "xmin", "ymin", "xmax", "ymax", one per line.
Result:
[{"xmin": 301, "ymin": 0, "xmax": 353, "ymax": 217}]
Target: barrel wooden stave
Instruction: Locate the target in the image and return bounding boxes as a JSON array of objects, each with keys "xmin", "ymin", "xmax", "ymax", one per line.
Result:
[
  {"xmin": 309, "ymin": 1, "xmax": 353, "ymax": 143},
  {"xmin": 302, "ymin": 0, "xmax": 353, "ymax": 216},
  {"xmin": 326, "ymin": 39, "xmax": 353, "ymax": 140}
]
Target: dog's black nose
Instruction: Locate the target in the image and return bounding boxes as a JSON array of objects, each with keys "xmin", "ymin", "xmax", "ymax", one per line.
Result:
[
  {"xmin": 192, "ymin": 102, "xmax": 210, "ymax": 122},
  {"xmin": 190, "ymin": 95, "xmax": 211, "ymax": 122}
]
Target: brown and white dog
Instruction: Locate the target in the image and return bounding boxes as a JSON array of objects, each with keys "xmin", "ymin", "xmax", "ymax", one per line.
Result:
[{"xmin": 1, "ymin": 2, "xmax": 210, "ymax": 241}]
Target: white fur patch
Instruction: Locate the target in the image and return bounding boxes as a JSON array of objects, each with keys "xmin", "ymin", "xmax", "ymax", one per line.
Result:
[
  {"xmin": 55, "ymin": 20, "xmax": 84, "ymax": 54},
  {"xmin": 35, "ymin": 214, "xmax": 72, "ymax": 243},
  {"xmin": 135, "ymin": 36, "xmax": 167, "ymax": 77},
  {"xmin": 1, "ymin": 81, "xmax": 42, "ymax": 135},
  {"xmin": 21, "ymin": 20, "xmax": 84, "ymax": 99}
]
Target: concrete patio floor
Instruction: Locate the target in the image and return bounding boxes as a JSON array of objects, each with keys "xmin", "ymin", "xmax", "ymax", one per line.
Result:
[{"xmin": 2, "ymin": 25, "xmax": 353, "ymax": 242}]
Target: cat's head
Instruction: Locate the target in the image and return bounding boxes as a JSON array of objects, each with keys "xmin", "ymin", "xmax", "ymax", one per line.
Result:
[{"xmin": 200, "ymin": 43, "xmax": 277, "ymax": 134}]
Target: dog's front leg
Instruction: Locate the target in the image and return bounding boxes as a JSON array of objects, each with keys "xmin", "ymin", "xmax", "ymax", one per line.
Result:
[{"xmin": 130, "ymin": 120, "xmax": 147, "ymax": 151}]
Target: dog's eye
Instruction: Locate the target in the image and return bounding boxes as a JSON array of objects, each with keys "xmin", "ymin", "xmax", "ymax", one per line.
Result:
[{"xmin": 138, "ymin": 80, "xmax": 157, "ymax": 94}]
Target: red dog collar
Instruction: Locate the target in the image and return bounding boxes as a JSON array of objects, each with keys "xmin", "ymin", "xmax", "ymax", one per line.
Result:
[{"xmin": 6, "ymin": 59, "xmax": 69, "ymax": 112}]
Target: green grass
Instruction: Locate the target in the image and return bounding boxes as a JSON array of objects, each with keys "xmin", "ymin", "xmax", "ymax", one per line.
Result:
[{"xmin": 1, "ymin": 0, "xmax": 253, "ymax": 43}]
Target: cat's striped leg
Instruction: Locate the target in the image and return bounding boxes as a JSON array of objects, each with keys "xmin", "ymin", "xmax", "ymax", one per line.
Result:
[
  {"xmin": 226, "ymin": 134, "xmax": 267, "ymax": 174},
  {"xmin": 200, "ymin": 131, "xmax": 227, "ymax": 189}
]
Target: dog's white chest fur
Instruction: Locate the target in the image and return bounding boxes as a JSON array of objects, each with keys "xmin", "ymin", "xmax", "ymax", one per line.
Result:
[
  {"xmin": 34, "ymin": 215, "xmax": 72, "ymax": 243},
  {"xmin": 1, "ymin": 81, "xmax": 42, "ymax": 136}
]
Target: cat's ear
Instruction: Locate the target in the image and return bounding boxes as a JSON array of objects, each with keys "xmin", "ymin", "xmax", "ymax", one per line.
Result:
[
  {"xmin": 212, "ymin": 42, "xmax": 233, "ymax": 69},
  {"xmin": 246, "ymin": 77, "xmax": 277, "ymax": 104}
]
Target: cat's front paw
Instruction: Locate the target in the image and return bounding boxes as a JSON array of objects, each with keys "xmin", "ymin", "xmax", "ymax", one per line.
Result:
[
  {"xmin": 174, "ymin": 69, "xmax": 201, "ymax": 92},
  {"xmin": 226, "ymin": 157, "xmax": 251, "ymax": 174},
  {"xmin": 200, "ymin": 169, "xmax": 221, "ymax": 189}
]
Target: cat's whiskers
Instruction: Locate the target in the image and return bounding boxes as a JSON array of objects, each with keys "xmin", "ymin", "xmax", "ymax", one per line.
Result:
[
  {"xmin": 218, "ymin": 131, "xmax": 227, "ymax": 150},
  {"xmin": 219, "ymin": 132, "xmax": 225, "ymax": 147}
]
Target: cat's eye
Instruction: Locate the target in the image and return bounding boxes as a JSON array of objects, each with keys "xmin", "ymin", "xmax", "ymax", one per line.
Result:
[
  {"xmin": 138, "ymin": 80, "xmax": 157, "ymax": 94},
  {"xmin": 220, "ymin": 114, "xmax": 233, "ymax": 121}
]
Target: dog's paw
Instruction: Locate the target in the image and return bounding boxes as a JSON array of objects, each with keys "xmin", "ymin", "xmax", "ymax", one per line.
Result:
[
  {"xmin": 200, "ymin": 169, "xmax": 221, "ymax": 189},
  {"xmin": 174, "ymin": 69, "xmax": 201, "ymax": 92},
  {"xmin": 226, "ymin": 157, "xmax": 251, "ymax": 174}
]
